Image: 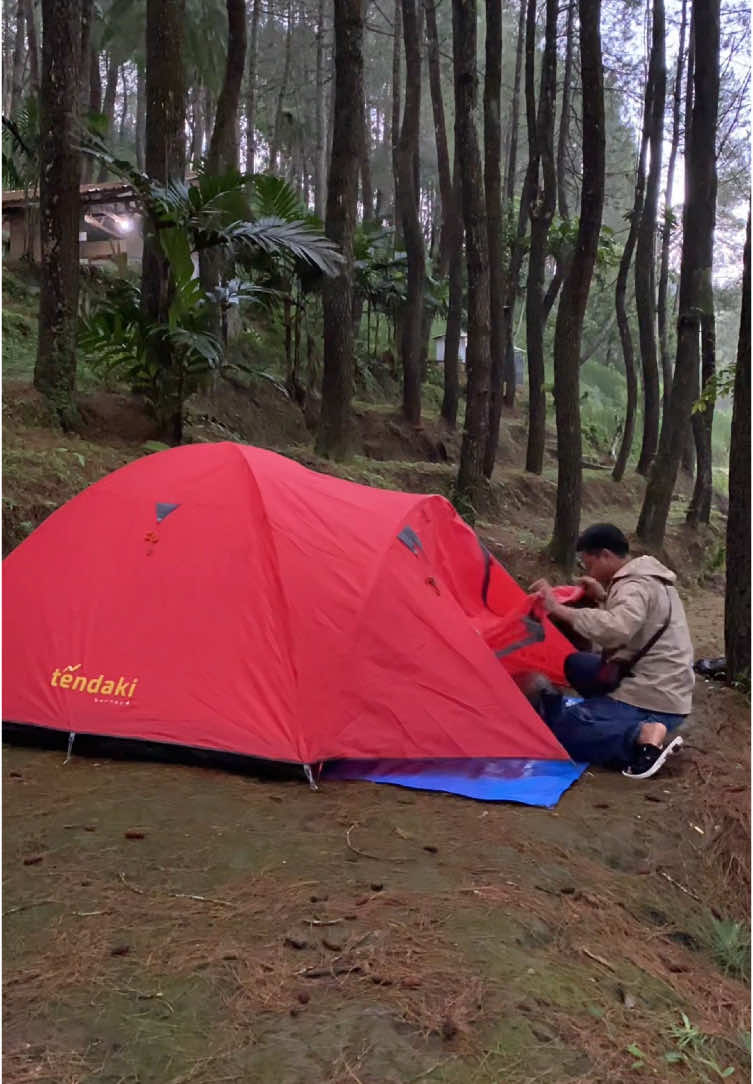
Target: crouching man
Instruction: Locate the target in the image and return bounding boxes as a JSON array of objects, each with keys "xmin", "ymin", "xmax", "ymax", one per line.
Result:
[{"xmin": 530, "ymin": 523, "xmax": 694, "ymax": 780}]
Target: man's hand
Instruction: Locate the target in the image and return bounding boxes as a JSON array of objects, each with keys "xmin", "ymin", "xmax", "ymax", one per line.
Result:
[
  {"xmin": 577, "ymin": 575, "xmax": 607, "ymax": 603},
  {"xmin": 529, "ymin": 579, "xmax": 558, "ymax": 614}
]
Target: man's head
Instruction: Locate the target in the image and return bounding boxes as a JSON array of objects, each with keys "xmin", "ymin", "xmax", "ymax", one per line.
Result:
[{"xmin": 576, "ymin": 523, "xmax": 630, "ymax": 585}]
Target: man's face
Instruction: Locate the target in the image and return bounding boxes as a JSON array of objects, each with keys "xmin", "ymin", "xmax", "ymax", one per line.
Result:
[{"xmin": 577, "ymin": 548, "xmax": 620, "ymax": 586}]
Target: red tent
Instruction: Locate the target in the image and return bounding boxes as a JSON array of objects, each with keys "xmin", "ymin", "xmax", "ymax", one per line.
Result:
[{"xmin": 3, "ymin": 442, "xmax": 574, "ymax": 767}]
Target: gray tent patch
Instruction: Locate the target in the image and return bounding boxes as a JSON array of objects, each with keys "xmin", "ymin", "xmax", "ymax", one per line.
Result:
[
  {"xmin": 397, "ymin": 526, "xmax": 423, "ymax": 555},
  {"xmin": 156, "ymin": 502, "xmax": 180, "ymax": 523}
]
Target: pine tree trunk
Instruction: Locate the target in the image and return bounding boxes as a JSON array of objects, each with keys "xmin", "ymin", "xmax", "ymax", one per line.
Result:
[
  {"xmin": 245, "ymin": 0, "xmax": 261, "ymax": 172},
  {"xmin": 391, "ymin": 0, "xmax": 402, "ymax": 242},
  {"xmin": 98, "ymin": 53, "xmax": 119, "ymax": 181},
  {"xmin": 724, "ymin": 211, "xmax": 750, "ymax": 682},
  {"xmin": 549, "ymin": 0, "xmax": 605, "ymax": 570},
  {"xmin": 524, "ymin": 0, "xmax": 557, "ymax": 476},
  {"xmin": 360, "ymin": 98, "xmax": 373, "ymax": 223},
  {"xmin": 637, "ymin": 0, "xmax": 719, "ymax": 549},
  {"xmin": 142, "ymin": 0, "xmax": 186, "ymax": 441},
  {"xmin": 556, "ymin": 0, "xmax": 575, "ymax": 222},
  {"xmin": 686, "ymin": 308, "xmax": 715, "ymax": 524},
  {"xmin": 135, "ymin": 62, "xmax": 146, "ymax": 169},
  {"xmin": 453, "ymin": 0, "xmax": 491, "ymax": 515},
  {"xmin": 612, "ymin": 91, "xmax": 653, "ymax": 482},
  {"xmin": 635, "ymin": 0, "xmax": 666, "ymax": 476},
  {"xmin": 81, "ymin": 46, "xmax": 101, "ymax": 181},
  {"xmin": 10, "ymin": 0, "xmax": 25, "ymax": 117},
  {"xmin": 483, "ymin": 0, "xmax": 506, "ymax": 477},
  {"xmin": 442, "ymin": 144, "xmax": 462, "ymax": 428},
  {"xmin": 396, "ymin": 0, "xmax": 424, "ymax": 426},
  {"xmin": 118, "ymin": 65, "xmax": 128, "ymax": 142},
  {"xmin": 270, "ymin": 0, "xmax": 293, "ymax": 173},
  {"xmin": 500, "ymin": 0, "xmax": 526, "ymax": 409},
  {"xmin": 315, "ymin": 0, "xmax": 364, "ymax": 459},
  {"xmin": 25, "ymin": 0, "xmax": 40, "ymax": 96},
  {"xmin": 34, "ymin": 0, "xmax": 81, "ymax": 427},
  {"xmin": 201, "ymin": 0, "xmax": 247, "ymax": 305},
  {"xmin": 423, "ymin": 0, "xmax": 453, "ymax": 276},
  {"xmin": 313, "ymin": 0, "xmax": 327, "ymax": 216},
  {"xmin": 657, "ymin": 0, "xmax": 688, "ymax": 417}
]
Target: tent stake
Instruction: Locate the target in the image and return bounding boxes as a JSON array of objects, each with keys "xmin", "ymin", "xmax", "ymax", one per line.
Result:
[
  {"xmin": 303, "ymin": 764, "xmax": 319, "ymax": 791},
  {"xmin": 64, "ymin": 731, "xmax": 76, "ymax": 764}
]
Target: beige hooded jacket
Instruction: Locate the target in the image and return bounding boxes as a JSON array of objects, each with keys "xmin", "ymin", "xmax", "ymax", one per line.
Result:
[{"xmin": 567, "ymin": 555, "xmax": 695, "ymax": 716}]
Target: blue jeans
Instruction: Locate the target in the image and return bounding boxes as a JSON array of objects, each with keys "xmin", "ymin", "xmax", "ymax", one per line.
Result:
[{"xmin": 541, "ymin": 693, "xmax": 685, "ymax": 768}]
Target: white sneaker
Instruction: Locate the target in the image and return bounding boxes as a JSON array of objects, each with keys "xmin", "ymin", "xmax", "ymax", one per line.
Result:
[{"xmin": 622, "ymin": 735, "xmax": 684, "ymax": 780}]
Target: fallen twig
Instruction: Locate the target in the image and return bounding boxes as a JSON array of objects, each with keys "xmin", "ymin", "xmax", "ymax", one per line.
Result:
[
  {"xmin": 408, "ymin": 1059, "xmax": 457, "ymax": 1082},
  {"xmin": 119, "ymin": 872, "xmax": 146, "ymax": 895},
  {"xmin": 345, "ymin": 823, "xmax": 408, "ymax": 862},
  {"xmin": 579, "ymin": 946, "xmax": 616, "ymax": 972},
  {"xmin": 299, "ymin": 963, "xmax": 363, "ymax": 979},
  {"xmin": 73, "ymin": 910, "xmax": 109, "ymax": 917},
  {"xmin": 3, "ymin": 899, "xmax": 57, "ymax": 916},
  {"xmin": 658, "ymin": 870, "xmax": 701, "ymax": 903},
  {"xmin": 169, "ymin": 892, "xmax": 233, "ymax": 907},
  {"xmin": 307, "ymin": 917, "xmax": 344, "ymax": 926}
]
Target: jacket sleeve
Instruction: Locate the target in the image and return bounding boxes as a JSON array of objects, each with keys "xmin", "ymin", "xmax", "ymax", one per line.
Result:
[{"xmin": 566, "ymin": 579, "xmax": 653, "ymax": 650}]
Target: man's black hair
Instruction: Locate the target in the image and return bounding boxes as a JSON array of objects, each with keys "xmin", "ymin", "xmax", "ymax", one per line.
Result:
[{"xmin": 576, "ymin": 523, "xmax": 630, "ymax": 557}]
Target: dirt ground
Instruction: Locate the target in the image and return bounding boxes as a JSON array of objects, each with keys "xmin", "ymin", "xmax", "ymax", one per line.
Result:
[{"xmin": 2, "ymin": 371, "xmax": 749, "ymax": 1083}]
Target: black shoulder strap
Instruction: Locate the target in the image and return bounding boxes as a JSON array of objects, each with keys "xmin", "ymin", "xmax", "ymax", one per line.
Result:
[{"xmin": 624, "ymin": 583, "xmax": 673, "ymax": 670}]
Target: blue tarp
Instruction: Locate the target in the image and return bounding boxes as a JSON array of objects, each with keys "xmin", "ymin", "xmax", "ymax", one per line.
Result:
[{"xmin": 325, "ymin": 756, "xmax": 587, "ymax": 808}]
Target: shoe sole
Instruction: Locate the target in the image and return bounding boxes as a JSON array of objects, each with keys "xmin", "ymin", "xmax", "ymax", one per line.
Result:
[{"xmin": 622, "ymin": 735, "xmax": 684, "ymax": 780}]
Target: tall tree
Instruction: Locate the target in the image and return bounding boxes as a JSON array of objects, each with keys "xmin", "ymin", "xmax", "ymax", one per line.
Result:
[
  {"xmin": 313, "ymin": 0, "xmax": 327, "ymax": 217},
  {"xmin": 33, "ymin": 0, "xmax": 81, "ymax": 426},
  {"xmin": 453, "ymin": 0, "xmax": 491, "ymax": 512},
  {"xmin": 315, "ymin": 0, "xmax": 364, "ymax": 458},
  {"xmin": 549, "ymin": 0, "xmax": 605, "ymax": 568},
  {"xmin": 686, "ymin": 305, "xmax": 715, "ymax": 524},
  {"xmin": 424, "ymin": 0, "xmax": 461, "ymax": 427},
  {"xmin": 524, "ymin": 0, "xmax": 557, "ymax": 475},
  {"xmin": 635, "ymin": 0, "xmax": 666, "ymax": 476},
  {"xmin": 141, "ymin": 0, "xmax": 186, "ymax": 441},
  {"xmin": 637, "ymin": 0, "xmax": 720, "ymax": 548},
  {"xmin": 657, "ymin": 0, "xmax": 688, "ymax": 417},
  {"xmin": 270, "ymin": 0, "xmax": 293, "ymax": 173},
  {"xmin": 724, "ymin": 212, "xmax": 750, "ymax": 682},
  {"xmin": 542, "ymin": 0, "xmax": 576, "ymax": 318},
  {"xmin": 396, "ymin": 0, "xmax": 425, "ymax": 425},
  {"xmin": 25, "ymin": 0, "xmax": 40, "ymax": 97},
  {"xmin": 200, "ymin": 0, "xmax": 247, "ymax": 312},
  {"xmin": 245, "ymin": 0, "xmax": 261, "ymax": 173},
  {"xmin": 10, "ymin": 0, "xmax": 25, "ymax": 117},
  {"xmin": 483, "ymin": 0, "xmax": 506, "ymax": 476},
  {"xmin": 499, "ymin": 0, "xmax": 526, "ymax": 411},
  {"xmin": 612, "ymin": 59, "xmax": 653, "ymax": 482},
  {"xmin": 98, "ymin": 53, "xmax": 120, "ymax": 180},
  {"xmin": 390, "ymin": 0, "xmax": 402, "ymax": 240}
]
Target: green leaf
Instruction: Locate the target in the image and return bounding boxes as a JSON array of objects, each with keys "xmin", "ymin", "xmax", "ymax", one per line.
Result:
[{"xmin": 159, "ymin": 227, "xmax": 195, "ymax": 285}]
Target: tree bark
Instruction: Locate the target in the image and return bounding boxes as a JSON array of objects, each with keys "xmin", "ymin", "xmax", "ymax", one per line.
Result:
[
  {"xmin": 637, "ymin": 0, "xmax": 719, "ymax": 549},
  {"xmin": 724, "ymin": 211, "xmax": 750, "ymax": 682},
  {"xmin": 97, "ymin": 53, "xmax": 119, "ymax": 180},
  {"xmin": 200, "ymin": 0, "xmax": 247, "ymax": 305},
  {"xmin": 549, "ymin": 0, "xmax": 605, "ymax": 570},
  {"xmin": 25, "ymin": 0, "xmax": 40, "ymax": 97},
  {"xmin": 141, "ymin": 0, "xmax": 186, "ymax": 440},
  {"xmin": 135, "ymin": 62, "xmax": 146, "ymax": 169},
  {"xmin": 657, "ymin": 0, "xmax": 688, "ymax": 418},
  {"xmin": 556, "ymin": 0, "xmax": 575, "ymax": 222},
  {"xmin": 612, "ymin": 78, "xmax": 653, "ymax": 482},
  {"xmin": 245, "ymin": 0, "xmax": 261, "ymax": 172},
  {"xmin": 118, "ymin": 64, "xmax": 128, "ymax": 143},
  {"xmin": 396, "ymin": 0, "xmax": 424, "ymax": 426},
  {"xmin": 483, "ymin": 0, "xmax": 506, "ymax": 476},
  {"xmin": 315, "ymin": 0, "xmax": 364, "ymax": 459},
  {"xmin": 524, "ymin": 0, "xmax": 557, "ymax": 475},
  {"xmin": 313, "ymin": 0, "xmax": 327, "ymax": 216},
  {"xmin": 360, "ymin": 97, "xmax": 373, "ymax": 223},
  {"xmin": 423, "ymin": 0, "xmax": 453, "ymax": 277},
  {"xmin": 391, "ymin": 0, "xmax": 402, "ymax": 241},
  {"xmin": 10, "ymin": 0, "xmax": 25, "ymax": 117},
  {"xmin": 34, "ymin": 0, "xmax": 81, "ymax": 427},
  {"xmin": 500, "ymin": 0, "xmax": 526, "ymax": 409},
  {"xmin": 453, "ymin": 0, "xmax": 491, "ymax": 515},
  {"xmin": 635, "ymin": 0, "xmax": 666, "ymax": 476},
  {"xmin": 270, "ymin": 0, "xmax": 293, "ymax": 173},
  {"xmin": 442, "ymin": 142, "xmax": 463, "ymax": 428},
  {"xmin": 686, "ymin": 308, "xmax": 715, "ymax": 524}
]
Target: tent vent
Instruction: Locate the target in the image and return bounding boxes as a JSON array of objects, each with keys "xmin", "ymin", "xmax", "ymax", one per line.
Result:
[
  {"xmin": 397, "ymin": 526, "xmax": 423, "ymax": 555},
  {"xmin": 156, "ymin": 502, "xmax": 180, "ymax": 523}
]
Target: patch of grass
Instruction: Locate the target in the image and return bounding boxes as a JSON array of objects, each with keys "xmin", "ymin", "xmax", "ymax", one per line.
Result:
[{"xmin": 709, "ymin": 918, "xmax": 751, "ymax": 982}]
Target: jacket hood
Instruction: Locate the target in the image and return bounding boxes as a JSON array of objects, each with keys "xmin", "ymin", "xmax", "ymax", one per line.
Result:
[{"xmin": 612, "ymin": 555, "xmax": 677, "ymax": 584}]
